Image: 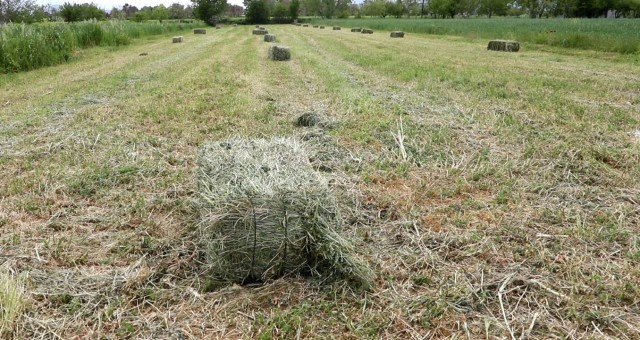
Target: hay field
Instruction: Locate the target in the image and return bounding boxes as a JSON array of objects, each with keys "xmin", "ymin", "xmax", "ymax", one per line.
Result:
[{"xmin": 1, "ymin": 24, "xmax": 639, "ymax": 338}]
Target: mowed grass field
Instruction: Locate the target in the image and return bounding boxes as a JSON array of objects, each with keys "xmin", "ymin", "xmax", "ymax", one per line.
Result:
[{"xmin": 1, "ymin": 25, "xmax": 639, "ymax": 338}]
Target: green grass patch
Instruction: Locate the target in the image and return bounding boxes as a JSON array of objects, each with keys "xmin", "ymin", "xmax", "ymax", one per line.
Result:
[{"xmin": 313, "ymin": 17, "xmax": 640, "ymax": 54}]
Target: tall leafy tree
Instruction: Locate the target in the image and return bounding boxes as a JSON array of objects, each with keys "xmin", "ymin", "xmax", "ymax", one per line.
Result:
[
  {"xmin": 478, "ymin": 0, "xmax": 507, "ymax": 16},
  {"xmin": 289, "ymin": 0, "xmax": 300, "ymax": 18},
  {"xmin": 192, "ymin": 0, "xmax": 227, "ymax": 25},
  {"xmin": 245, "ymin": 0, "xmax": 269, "ymax": 23},
  {"xmin": 0, "ymin": 0, "xmax": 36, "ymax": 23}
]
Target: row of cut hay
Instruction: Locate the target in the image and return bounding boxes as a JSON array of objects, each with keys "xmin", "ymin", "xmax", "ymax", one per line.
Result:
[
  {"xmin": 0, "ymin": 19, "xmax": 203, "ymax": 73},
  {"xmin": 196, "ymin": 138, "xmax": 373, "ymax": 290}
]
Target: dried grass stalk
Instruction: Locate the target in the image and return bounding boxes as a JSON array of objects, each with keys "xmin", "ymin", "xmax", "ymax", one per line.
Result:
[
  {"xmin": 268, "ymin": 45, "xmax": 291, "ymax": 61},
  {"xmin": 196, "ymin": 138, "xmax": 373, "ymax": 290},
  {"xmin": 488, "ymin": 40, "xmax": 520, "ymax": 52},
  {"xmin": 390, "ymin": 31, "xmax": 405, "ymax": 38},
  {"xmin": 0, "ymin": 271, "xmax": 27, "ymax": 337}
]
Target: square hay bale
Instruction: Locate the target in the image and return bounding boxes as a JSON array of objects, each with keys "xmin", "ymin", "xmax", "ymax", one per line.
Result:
[
  {"xmin": 264, "ymin": 34, "xmax": 276, "ymax": 42},
  {"xmin": 216, "ymin": 26, "xmax": 221, "ymax": 29},
  {"xmin": 172, "ymin": 36, "xmax": 183, "ymax": 43},
  {"xmin": 233, "ymin": 24, "xmax": 238, "ymax": 27},
  {"xmin": 303, "ymin": 24, "xmax": 309, "ymax": 27},
  {"xmin": 255, "ymin": 25, "xmax": 260, "ymax": 28},
  {"xmin": 320, "ymin": 26, "xmax": 325, "ymax": 29},
  {"xmin": 351, "ymin": 28, "xmax": 362, "ymax": 32},
  {"xmin": 488, "ymin": 40, "xmax": 520, "ymax": 52},
  {"xmin": 193, "ymin": 29, "xmax": 207, "ymax": 34},
  {"xmin": 196, "ymin": 138, "xmax": 373, "ymax": 289},
  {"xmin": 313, "ymin": 25, "xmax": 319, "ymax": 28},
  {"xmin": 361, "ymin": 28, "xmax": 373, "ymax": 34},
  {"xmin": 252, "ymin": 29, "xmax": 268, "ymax": 35},
  {"xmin": 333, "ymin": 26, "xmax": 341, "ymax": 30},
  {"xmin": 390, "ymin": 31, "xmax": 404, "ymax": 38},
  {"xmin": 268, "ymin": 45, "xmax": 291, "ymax": 61}
]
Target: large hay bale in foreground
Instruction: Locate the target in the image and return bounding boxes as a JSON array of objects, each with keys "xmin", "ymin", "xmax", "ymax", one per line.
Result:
[
  {"xmin": 390, "ymin": 31, "xmax": 404, "ymax": 38},
  {"xmin": 361, "ymin": 29, "xmax": 373, "ymax": 34},
  {"xmin": 193, "ymin": 29, "xmax": 207, "ymax": 34},
  {"xmin": 172, "ymin": 36, "xmax": 183, "ymax": 43},
  {"xmin": 333, "ymin": 26, "xmax": 341, "ymax": 30},
  {"xmin": 196, "ymin": 138, "xmax": 373, "ymax": 289},
  {"xmin": 488, "ymin": 40, "xmax": 520, "ymax": 52},
  {"xmin": 264, "ymin": 34, "xmax": 276, "ymax": 42},
  {"xmin": 351, "ymin": 28, "xmax": 362, "ymax": 32},
  {"xmin": 253, "ymin": 29, "xmax": 268, "ymax": 35},
  {"xmin": 268, "ymin": 45, "xmax": 291, "ymax": 61}
]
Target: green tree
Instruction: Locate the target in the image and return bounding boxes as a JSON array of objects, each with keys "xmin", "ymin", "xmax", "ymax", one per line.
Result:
[
  {"xmin": 429, "ymin": 0, "xmax": 457, "ymax": 17},
  {"xmin": 59, "ymin": 2, "xmax": 106, "ymax": 22},
  {"xmin": 478, "ymin": 0, "xmax": 507, "ymax": 16},
  {"xmin": 192, "ymin": 0, "xmax": 227, "ymax": 25},
  {"xmin": 289, "ymin": 0, "xmax": 300, "ymax": 18},
  {"xmin": 386, "ymin": 0, "xmax": 405, "ymax": 17},
  {"xmin": 245, "ymin": 0, "xmax": 269, "ymax": 23},
  {"xmin": 362, "ymin": 0, "xmax": 387, "ymax": 16},
  {"xmin": 152, "ymin": 4, "xmax": 168, "ymax": 21},
  {"xmin": 272, "ymin": 0, "xmax": 289, "ymax": 22},
  {"xmin": 302, "ymin": 0, "xmax": 321, "ymax": 16},
  {"xmin": 0, "ymin": 0, "xmax": 36, "ymax": 23}
]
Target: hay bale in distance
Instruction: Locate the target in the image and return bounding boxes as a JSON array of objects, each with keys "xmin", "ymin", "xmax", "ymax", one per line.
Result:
[
  {"xmin": 390, "ymin": 31, "xmax": 404, "ymax": 38},
  {"xmin": 333, "ymin": 26, "xmax": 341, "ymax": 30},
  {"xmin": 252, "ymin": 29, "xmax": 268, "ymax": 35},
  {"xmin": 196, "ymin": 138, "xmax": 373, "ymax": 289},
  {"xmin": 313, "ymin": 25, "xmax": 319, "ymax": 28},
  {"xmin": 193, "ymin": 29, "xmax": 206, "ymax": 34},
  {"xmin": 255, "ymin": 25, "xmax": 260, "ymax": 28},
  {"xmin": 303, "ymin": 24, "xmax": 309, "ymax": 27},
  {"xmin": 361, "ymin": 29, "xmax": 373, "ymax": 34},
  {"xmin": 268, "ymin": 45, "xmax": 291, "ymax": 61},
  {"xmin": 351, "ymin": 28, "xmax": 362, "ymax": 32},
  {"xmin": 296, "ymin": 113, "xmax": 324, "ymax": 127},
  {"xmin": 172, "ymin": 36, "xmax": 183, "ymax": 43},
  {"xmin": 216, "ymin": 26, "xmax": 221, "ymax": 29},
  {"xmin": 264, "ymin": 34, "xmax": 276, "ymax": 42},
  {"xmin": 488, "ymin": 40, "xmax": 520, "ymax": 52},
  {"xmin": 320, "ymin": 25, "xmax": 325, "ymax": 29}
]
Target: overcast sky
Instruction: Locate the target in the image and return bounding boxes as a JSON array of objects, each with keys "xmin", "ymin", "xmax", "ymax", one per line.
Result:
[{"xmin": 35, "ymin": 0, "xmax": 245, "ymax": 11}]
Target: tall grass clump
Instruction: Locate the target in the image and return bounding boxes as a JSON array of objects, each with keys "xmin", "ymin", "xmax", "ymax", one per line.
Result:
[
  {"xmin": 0, "ymin": 271, "xmax": 27, "ymax": 337},
  {"xmin": 0, "ymin": 19, "xmax": 203, "ymax": 73},
  {"xmin": 313, "ymin": 18, "xmax": 640, "ymax": 54}
]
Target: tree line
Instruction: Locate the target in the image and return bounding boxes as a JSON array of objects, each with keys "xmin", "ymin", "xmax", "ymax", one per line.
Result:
[{"xmin": 2, "ymin": 0, "xmax": 639, "ymax": 26}]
